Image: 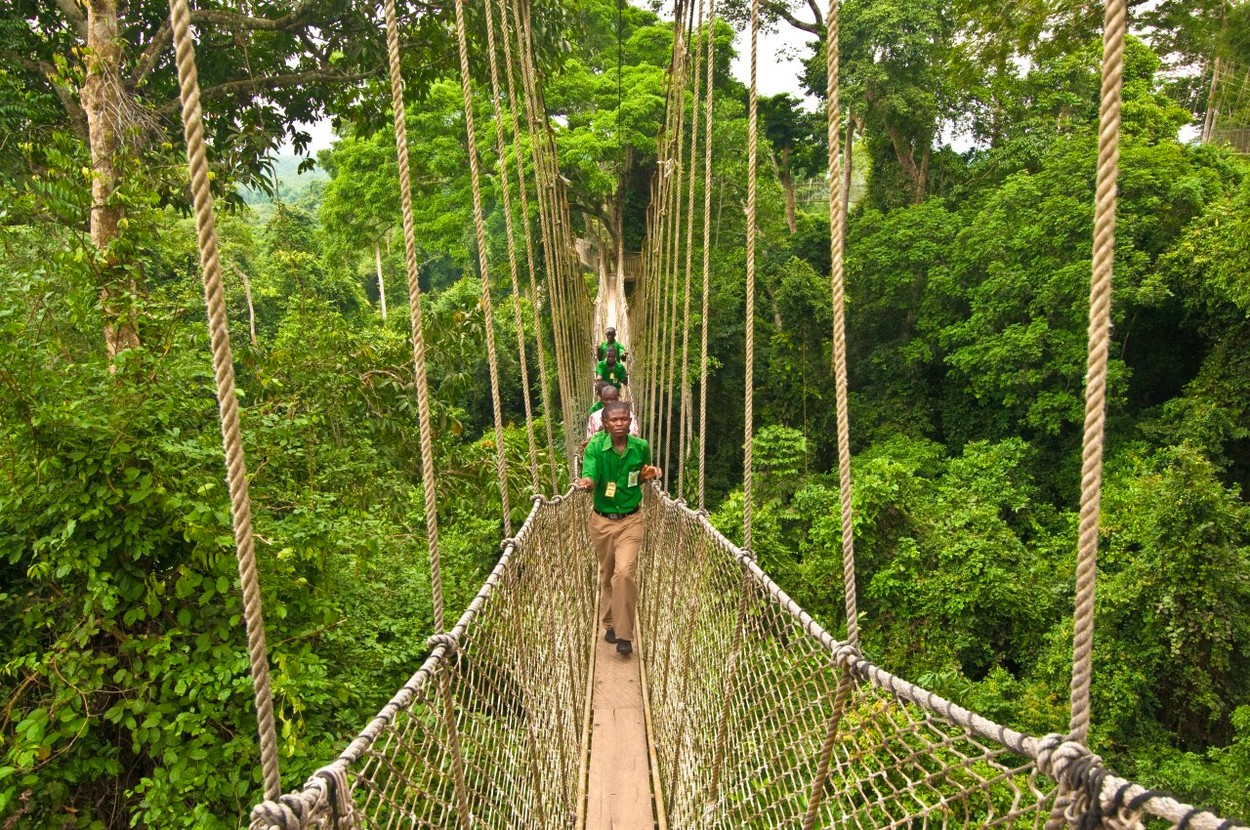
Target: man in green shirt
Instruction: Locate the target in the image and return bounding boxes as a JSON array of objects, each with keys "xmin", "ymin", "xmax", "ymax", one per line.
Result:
[
  {"xmin": 595, "ymin": 347, "xmax": 628, "ymax": 393},
  {"xmin": 597, "ymin": 327, "xmax": 626, "ymax": 362},
  {"xmin": 576, "ymin": 401, "xmax": 661, "ymax": 655}
]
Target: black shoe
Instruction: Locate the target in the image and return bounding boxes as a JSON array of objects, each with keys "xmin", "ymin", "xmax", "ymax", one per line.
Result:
[
  {"xmin": 604, "ymin": 628, "xmax": 617, "ymax": 644},
  {"xmin": 616, "ymin": 639, "xmax": 632, "ymax": 655}
]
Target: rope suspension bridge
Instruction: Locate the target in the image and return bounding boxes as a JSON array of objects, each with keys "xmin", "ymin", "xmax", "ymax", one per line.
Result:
[{"xmin": 156, "ymin": 0, "xmax": 1248, "ymax": 825}]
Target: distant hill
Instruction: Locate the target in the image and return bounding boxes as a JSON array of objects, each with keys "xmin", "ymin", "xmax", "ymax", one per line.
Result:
[{"xmin": 240, "ymin": 153, "xmax": 329, "ymax": 208}]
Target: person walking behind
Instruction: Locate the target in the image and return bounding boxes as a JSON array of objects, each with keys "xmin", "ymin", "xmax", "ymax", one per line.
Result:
[
  {"xmin": 597, "ymin": 326, "xmax": 627, "ymax": 362},
  {"xmin": 584, "ymin": 384, "xmax": 639, "ymax": 443},
  {"xmin": 576, "ymin": 401, "xmax": 660, "ymax": 656},
  {"xmin": 596, "ymin": 347, "xmax": 628, "ymax": 393}
]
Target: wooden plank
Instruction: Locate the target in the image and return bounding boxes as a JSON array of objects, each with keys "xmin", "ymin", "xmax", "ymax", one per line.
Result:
[{"xmin": 585, "ymin": 634, "xmax": 655, "ymax": 830}]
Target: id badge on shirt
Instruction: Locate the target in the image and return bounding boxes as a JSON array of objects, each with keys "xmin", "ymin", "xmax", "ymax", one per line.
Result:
[
  {"xmin": 627, "ymin": 469, "xmax": 639, "ymax": 488},
  {"xmin": 604, "ymin": 481, "xmax": 617, "ymax": 498}
]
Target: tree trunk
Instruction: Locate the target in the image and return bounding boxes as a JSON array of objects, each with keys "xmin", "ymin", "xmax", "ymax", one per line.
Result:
[
  {"xmin": 374, "ymin": 240, "xmax": 387, "ymax": 320},
  {"xmin": 780, "ymin": 147, "xmax": 797, "ymax": 235},
  {"xmin": 1202, "ymin": 57, "xmax": 1222, "ymax": 143},
  {"xmin": 884, "ymin": 121, "xmax": 930, "ymax": 205},
  {"xmin": 83, "ymin": 0, "xmax": 139, "ymax": 362},
  {"xmin": 841, "ymin": 111, "xmax": 855, "ymax": 231},
  {"xmin": 232, "ymin": 264, "xmax": 259, "ymax": 347}
]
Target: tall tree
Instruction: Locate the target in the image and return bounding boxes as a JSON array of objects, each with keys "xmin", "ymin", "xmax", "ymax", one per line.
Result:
[{"xmin": 2, "ymin": 0, "xmax": 461, "ymax": 357}]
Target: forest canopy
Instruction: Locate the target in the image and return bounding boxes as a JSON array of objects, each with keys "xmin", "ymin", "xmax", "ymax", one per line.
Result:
[{"xmin": 2, "ymin": 0, "xmax": 1250, "ymax": 826}]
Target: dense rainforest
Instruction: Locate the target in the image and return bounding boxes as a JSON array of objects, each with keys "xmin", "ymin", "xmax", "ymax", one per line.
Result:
[{"xmin": 3, "ymin": 0, "xmax": 1250, "ymax": 826}]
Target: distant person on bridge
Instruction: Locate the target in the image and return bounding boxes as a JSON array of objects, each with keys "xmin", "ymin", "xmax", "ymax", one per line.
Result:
[
  {"xmin": 576, "ymin": 401, "xmax": 660, "ymax": 656},
  {"xmin": 584, "ymin": 384, "xmax": 639, "ymax": 444},
  {"xmin": 595, "ymin": 347, "xmax": 628, "ymax": 393},
  {"xmin": 597, "ymin": 327, "xmax": 626, "ymax": 362}
]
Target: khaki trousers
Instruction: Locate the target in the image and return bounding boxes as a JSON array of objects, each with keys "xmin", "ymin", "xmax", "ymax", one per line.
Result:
[{"xmin": 589, "ymin": 511, "xmax": 644, "ymax": 642}]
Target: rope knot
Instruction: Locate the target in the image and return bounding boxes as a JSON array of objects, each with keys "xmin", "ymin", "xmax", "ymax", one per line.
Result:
[
  {"xmin": 428, "ymin": 632, "xmax": 460, "ymax": 655},
  {"xmin": 832, "ymin": 642, "xmax": 862, "ymax": 670},
  {"xmin": 739, "ymin": 546, "xmax": 757, "ymax": 563},
  {"xmin": 248, "ymin": 765, "xmax": 356, "ymax": 829},
  {"xmin": 500, "ymin": 536, "xmax": 521, "ymax": 552}
]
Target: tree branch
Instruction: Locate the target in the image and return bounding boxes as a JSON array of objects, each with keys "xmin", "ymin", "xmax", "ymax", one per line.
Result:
[
  {"xmin": 766, "ymin": 1, "xmax": 820, "ymax": 35},
  {"xmin": 804, "ymin": 0, "xmax": 823, "ymax": 31},
  {"xmin": 188, "ymin": 3, "xmax": 316, "ymax": 32},
  {"xmin": 17, "ymin": 57, "xmax": 87, "ymax": 134},
  {"xmin": 54, "ymin": 0, "xmax": 87, "ymax": 39},
  {"xmin": 131, "ymin": 15, "xmax": 172, "ymax": 89},
  {"xmin": 155, "ymin": 68, "xmax": 373, "ymax": 116}
]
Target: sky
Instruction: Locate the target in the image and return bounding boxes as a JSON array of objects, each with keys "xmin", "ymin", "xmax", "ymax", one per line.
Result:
[{"xmin": 729, "ymin": 22, "xmax": 820, "ymax": 106}]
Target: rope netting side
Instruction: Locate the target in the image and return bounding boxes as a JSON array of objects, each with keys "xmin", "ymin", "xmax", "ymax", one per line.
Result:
[
  {"xmin": 250, "ymin": 494, "xmax": 596, "ymax": 829},
  {"xmin": 635, "ymin": 492, "xmax": 1245, "ymax": 830}
]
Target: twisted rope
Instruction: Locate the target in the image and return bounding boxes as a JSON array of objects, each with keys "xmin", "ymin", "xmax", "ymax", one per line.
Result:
[
  {"xmin": 167, "ymin": 0, "xmax": 280, "ymax": 801},
  {"xmin": 493, "ymin": 0, "xmax": 559, "ymax": 492},
  {"xmin": 382, "ymin": 0, "xmax": 444, "ymax": 632},
  {"xmin": 382, "ymin": 2, "xmax": 470, "ymax": 826},
  {"xmin": 742, "ymin": 0, "xmax": 759, "ymax": 551},
  {"xmin": 1070, "ymin": 0, "xmax": 1126, "ymax": 748},
  {"xmin": 801, "ymin": 0, "xmax": 856, "ymax": 822},
  {"xmin": 452, "ymin": 0, "xmax": 513, "ymax": 536},
  {"xmin": 678, "ymin": 0, "xmax": 705, "ymax": 497},
  {"xmin": 481, "ymin": 0, "xmax": 540, "ymax": 494},
  {"xmin": 698, "ymin": 0, "xmax": 716, "ymax": 511}
]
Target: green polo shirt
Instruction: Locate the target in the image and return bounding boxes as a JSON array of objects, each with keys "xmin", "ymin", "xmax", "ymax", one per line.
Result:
[
  {"xmin": 596, "ymin": 359, "xmax": 628, "ymax": 389},
  {"xmin": 581, "ymin": 431, "xmax": 650, "ymax": 514},
  {"xmin": 598, "ymin": 340, "xmax": 627, "ymax": 361},
  {"xmin": 589, "ymin": 400, "xmax": 604, "ymax": 414}
]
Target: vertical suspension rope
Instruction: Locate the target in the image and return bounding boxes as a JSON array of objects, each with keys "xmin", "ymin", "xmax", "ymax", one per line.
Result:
[
  {"xmin": 1069, "ymin": 0, "xmax": 1126, "ymax": 747},
  {"xmin": 167, "ymin": 0, "xmax": 280, "ymax": 800},
  {"xmin": 824, "ymin": 0, "xmax": 857, "ymax": 649},
  {"xmin": 802, "ymin": 4, "xmax": 856, "ymax": 822},
  {"xmin": 742, "ymin": 0, "xmax": 759, "ymax": 552},
  {"xmin": 381, "ymin": 2, "xmax": 471, "ymax": 826},
  {"xmin": 452, "ymin": 0, "xmax": 513, "ymax": 536},
  {"xmin": 481, "ymin": 0, "xmax": 540, "ymax": 494},
  {"xmin": 708, "ymin": 0, "xmax": 759, "ymax": 812},
  {"xmin": 678, "ymin": 0, "xmax": 706, "ymax": 499},
  {"xmin": 698, "ymin": 0, "xmax": 716, "ymax": 512},
  {"xmin": 494, "ymin": 0, "xmax": 560, "ymax": 491},
  {"xmin": 515, "ymin": 0, "xmax": 582, "ymax": 470}
]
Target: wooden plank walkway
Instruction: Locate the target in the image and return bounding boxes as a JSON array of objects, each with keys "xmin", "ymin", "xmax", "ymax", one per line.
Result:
[{"xmin": 584, "ymin": 632, "xmax": 657, "ymax": 830}]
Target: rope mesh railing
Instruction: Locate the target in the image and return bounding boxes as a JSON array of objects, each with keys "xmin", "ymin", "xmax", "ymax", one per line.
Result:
[
  {"xmin": 249, "ymin": 490, "xmax": 1246, "ymax": 830},
  {"xmin": 636, "ymin": 490, "xmax": 1246, "ymax": 830},
  {"xmin": 249, "ymin": 493, "xmax": 595, "ymax": 829}
]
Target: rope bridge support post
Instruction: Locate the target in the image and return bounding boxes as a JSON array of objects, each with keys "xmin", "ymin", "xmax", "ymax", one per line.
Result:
[{"xmin": 166, "ymin": 0, "xmax": 281, "ymax": 801}]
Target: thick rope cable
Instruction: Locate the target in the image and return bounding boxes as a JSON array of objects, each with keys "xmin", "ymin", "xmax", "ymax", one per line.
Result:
[
  {"xmin": 452, "ymin": 0, "xmax": 513, "ymax": 537},
  {"xmin": 513, "ymin": 0, "xmax": 575, "ymax": 471},
  {"xmin": 382, "ymin": 0, "xmax": 444, "ymax": 633},
  {"xmin": 801, "ymin": 5, "xmax": 856, "ymax": 822},
  {"xmin": 698, "ymin": 0, "xmax": 715, "ymax": 512},
  {"xmin": 480, "ymin": 0, "xmax": 540, "ymax": 494},
  {"xmin": 1070, "ymin": 0, "xmax": 1126, "ymax": 748},
  {"xmin": 493, "ymin": 0, "xmax": 560, "ymax": 491},
  {"xmin": 742, "ymin": 0, "xmax": 759, "ymax": 552},
  {"xmin": 515, "ymin": 1, "xmax": 587, "ymax": 469},
  {"xmin": 824, "ymin": 0, "xmax": 857, "ymax": 650},
  {"xmin": 167, "ymin": 0, "xmax": 281, "ymax": 800},
  {"xmin": 678, "ymin": 0, "xmax": 706, "ymax": 498},
  {"xmin": 382, "ymin": 3, "xmax": 471, "ymax": 827},
  {"xmin": 657, "ymin": 24, "xmax": 689, "ymax": 474}
]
